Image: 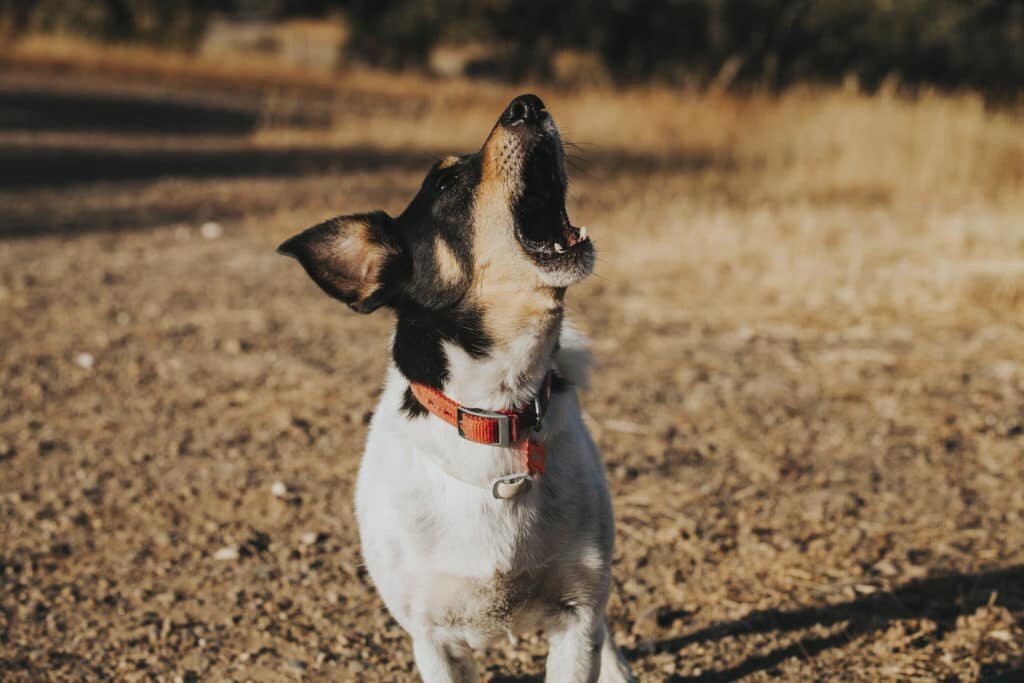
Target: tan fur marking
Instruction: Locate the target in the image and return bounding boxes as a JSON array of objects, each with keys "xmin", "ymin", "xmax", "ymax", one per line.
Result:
[
  {"xmin": 472, "ymin": 124, "xmax": 560, "ymax": 344},
  {"xmin": 438, "ymin": 155, "xmax": 460, "ymax": 170},
  {"xmin": 434, "ymin": 235, "xmax": 464, "ymax": 286},
  {"xmin": 331, "ymin": 218, "xmax": 396, "ymax": 301}
]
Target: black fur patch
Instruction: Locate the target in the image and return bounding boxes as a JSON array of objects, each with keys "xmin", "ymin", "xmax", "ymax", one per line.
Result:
[
  {"xmin": 395, "ymin": 154, "xmax": 480, "ymax": 311},
  {"xmin": 281, "ymin": 98, "xmax": 577, "ymax": 409},
  {"xmin": 402, "ymin": 386, "xmax": 428, "ymax": 419},
  {"xmin": 394, "ymin": 302, "xmax": 491, "ymax": 420},
  {"xmin": 384, "ymin": 152, "xmax": 495, "ymax": 401},
  {"xmin": 392, "ymin": 300, "xmax": 492, "ymax": 390}
]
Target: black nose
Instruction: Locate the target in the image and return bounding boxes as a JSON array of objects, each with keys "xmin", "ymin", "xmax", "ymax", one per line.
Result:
[{"xmin": 503, "ymin": 94, "xmax": 545, "ymax": 124}]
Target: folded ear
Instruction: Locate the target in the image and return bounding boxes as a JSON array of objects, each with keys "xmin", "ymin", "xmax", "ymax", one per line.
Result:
[{"xmin": 277, "ymin": 211, "xmax": 403, "ymax": 313}]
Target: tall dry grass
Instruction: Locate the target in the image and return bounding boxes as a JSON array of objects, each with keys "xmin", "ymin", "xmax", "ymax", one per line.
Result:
[
  {"xmin": 257, "ymin": 81, "xmax": 1024, "ymax": 208},
  {"xmin": 551, "ymin": 87, "xmax": 1024, "ymax": 327},
  {"xmin": 268, "ymin": 80, "xmax": 1023, "ymax": 327},
  {"xmin": 153, "ymin": 58, "xmax": 1024, "ymax": 326},
  {"xmin": 5, "ymin": 34, "xmax": 1023, "ymax": 327}
]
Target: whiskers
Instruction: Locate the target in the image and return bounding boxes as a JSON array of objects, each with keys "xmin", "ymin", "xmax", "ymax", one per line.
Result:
[{"xmin": 560, "ymin": 136, "xmax": 596, "ymax": 177}]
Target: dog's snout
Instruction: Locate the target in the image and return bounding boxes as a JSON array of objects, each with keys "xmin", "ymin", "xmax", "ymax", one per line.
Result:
[{"xmin": 503, "ymin": 94, "xmax": 545, "ymax": 125}]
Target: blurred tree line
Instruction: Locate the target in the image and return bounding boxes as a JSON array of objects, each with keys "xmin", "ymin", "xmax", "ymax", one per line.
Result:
[{"xmin": 3, "ymin": 0, "xmax": 1023, "ymax": 95}]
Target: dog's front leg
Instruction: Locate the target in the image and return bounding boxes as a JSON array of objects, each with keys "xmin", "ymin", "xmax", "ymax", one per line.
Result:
[
  {"xmin": 412, "ymin": 636, "xmax": 478, "ymax": 683},
  {"xmin": 545, "ymin": 608, "xmax": 605, "ymax": 683}
]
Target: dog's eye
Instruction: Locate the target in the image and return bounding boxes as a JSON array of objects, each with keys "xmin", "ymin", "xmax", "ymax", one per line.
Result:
[{"xmin": 436, "ymin": 170, "xmax": 458, "ymax": 193}]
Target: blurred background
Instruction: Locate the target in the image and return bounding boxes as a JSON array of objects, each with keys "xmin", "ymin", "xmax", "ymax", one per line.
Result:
[
  {"xmin": 3, "ymin": 0, "xmax": 1024, "ymax": 91},
  {"xmin": 2, "ymin": 2, "xmax": 1023, "ymax": 682}
]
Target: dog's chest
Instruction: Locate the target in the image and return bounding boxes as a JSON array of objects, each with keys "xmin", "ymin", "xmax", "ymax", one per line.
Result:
[
  {"xmin": 357, "ymin": 454, "xmax": 563, "ymax": 640},
  {"xmin": 433, "ymin": 566, "xmax": 558, "ymax": 639}
]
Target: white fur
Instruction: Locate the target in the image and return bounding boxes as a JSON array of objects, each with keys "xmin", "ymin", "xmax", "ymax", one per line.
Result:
[{"xmin": 354, "ymin": 325, "xmax": 635, "ymax": 682}]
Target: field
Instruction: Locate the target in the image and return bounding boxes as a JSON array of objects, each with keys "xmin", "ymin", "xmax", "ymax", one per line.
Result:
[{"xmin": 2, "ymin": 40, "xmax": 1024, "ymax": 682}]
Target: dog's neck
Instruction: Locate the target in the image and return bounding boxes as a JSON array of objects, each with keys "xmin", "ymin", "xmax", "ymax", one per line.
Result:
[
  {"xmin": 442, "ymin": 314, "xmax": 561, "ymax": 410},
  {"xmin": 392, "ymin": 297, "xmax": 562, "ymax": 412}
]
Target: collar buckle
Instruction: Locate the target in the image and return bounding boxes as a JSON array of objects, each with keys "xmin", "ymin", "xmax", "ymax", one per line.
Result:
[
  {"xmin": 456, "ymin": 406, "xmax": 511, "ymax": 448},
  {"xmin": 533, "ymin": 395, "xmax": 544, "ymax": 432}
]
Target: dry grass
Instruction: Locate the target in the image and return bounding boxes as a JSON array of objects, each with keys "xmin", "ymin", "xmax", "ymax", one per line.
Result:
[
  {"xmin": 585, "ymin": 88, "xmax": 1024, "ymax": 328},
  {"xmin": 5, "ymin": 33, "xmax": 1022, "ymax": 327},
  {"xmin": 254, "ymin": 71, "xmax": 1024, "ymax": 330},
  {"xmin": 4, "ymin": 34, "xmax": 1022, "ymax": 329},
  {"xmin": 1, "ymin": 33, "xmax": 442, "ymax": 96}
]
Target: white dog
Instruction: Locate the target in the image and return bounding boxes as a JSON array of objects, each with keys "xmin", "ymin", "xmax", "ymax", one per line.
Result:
[{"xmin": 280, "ymin": 94, "xmax": 634, "ymax": 682}]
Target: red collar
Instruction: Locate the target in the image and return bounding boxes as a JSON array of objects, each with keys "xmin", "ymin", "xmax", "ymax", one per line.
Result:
[{"xmin": 408, "ymin": 371, "xmax": 553, "ymax": 475}]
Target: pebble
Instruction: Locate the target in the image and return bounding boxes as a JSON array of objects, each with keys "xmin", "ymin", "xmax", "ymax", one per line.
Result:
[
  {"xmin": 75, "ymin": 352, "xmax": 94, "ymax": 369},
  {"xmin": 221, "ymin": 338, "xmax": 242, "ymax": 354},
  {"xmin": 200, "ymin": 221, "xmax": 224, "ymax": 240},
  {"xmin": 213, "ymin": 546, "xmax": 240, "ymax": 561},
  {"xmin": 300, "ymin": 531, "xmax": 320, "ymax": 546},
  {"xmin": 270, "ymin": 481, "xmax": 287, "ymax": 497}
]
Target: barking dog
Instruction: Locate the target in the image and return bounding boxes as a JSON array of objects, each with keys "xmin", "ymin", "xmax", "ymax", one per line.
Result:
[{"xmin": 280, "ymin": 94, "xmax": 634, "ymax": 682}]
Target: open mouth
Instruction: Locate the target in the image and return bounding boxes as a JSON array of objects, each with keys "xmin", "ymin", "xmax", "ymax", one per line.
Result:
[
  {"xmin": 518, "ymin": 209, "xmax": 591, "ymax": 259},
  {"xmin": 512, "ymin": 134, "xmax": 594, "ymax": 275}
]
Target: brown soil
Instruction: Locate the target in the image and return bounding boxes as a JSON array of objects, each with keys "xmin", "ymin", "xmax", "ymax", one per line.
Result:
[{"xmin": 1, "ymin": 66, "xmax": 1022, "ymax": 682}]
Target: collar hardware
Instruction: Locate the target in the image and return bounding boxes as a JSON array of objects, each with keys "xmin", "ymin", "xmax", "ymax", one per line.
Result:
[
  {"xmin": 408, "ymin": 372, "xmax": 555, "ymax": 479},
  {"xmin": 457, "ymin": 406, "xmax": 511, "ymax": 447},
  {"xmin": 492, "ymin": 473, "xmax": 532, "ymax": 499}
]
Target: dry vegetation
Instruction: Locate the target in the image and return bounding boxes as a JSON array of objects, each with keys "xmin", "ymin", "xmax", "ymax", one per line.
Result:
[{"xmin": 1, "ymin": 38, "xmax": 1023, "ymax": 682}]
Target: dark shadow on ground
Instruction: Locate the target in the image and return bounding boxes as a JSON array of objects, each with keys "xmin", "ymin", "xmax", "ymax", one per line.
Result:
[
  {"xmin": 983, "ymin": 666, "xmax": 1024, "ymax": 682},
  {"xmin": 0, "ymin": 77, "xmax": 728, "ymax": 239},
  {"xmin": 0, "ymin": 190, "xmax": 267, "ymax": 239},
  {"xmin": 0, "ymin": 88, "xmax": 260, "ymax": 135},
  {"xmin": 0, "ymin": 140, "xmax": 722, "ymax": 191},
  {"xmin": 0, "ymin": 145, "xmax": 723, "ymax": 239},
  {"xmin": 624, "ymin": 565, "xmax": 1024, "ymax": 682},
  {"xmin": 0, "ymin": 142, "xmax": 442, "ymax": 190}
]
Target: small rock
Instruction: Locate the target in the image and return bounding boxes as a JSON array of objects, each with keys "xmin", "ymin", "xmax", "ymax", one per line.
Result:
[
  {"xmin": 300, "ymin": 531, "xmax": 321, "ymax": 546},
  {"xmin": 221, "ymin": 338, "xmax": 242, "ymax": 354},
  {"xmin": 214, "ymin": 545, "xmax": 239, "ymax": 561},
  {"xmin": 75, "ymin": 352, "xmax": 94, "ymax": 369},
  {"xmin": 270, "ymin": 481, "xmax": 287, "ymax": 497},
  {"xmin": 155, "ymin": 591, "xmax": 176, "ymax": 606},
  {"xmin": 873, "ymin": 559, "xmax": 899, "ymax": 576},
  {"xmin": 200, "ymin": 221, "xmax": 223, "ymax": 240}
]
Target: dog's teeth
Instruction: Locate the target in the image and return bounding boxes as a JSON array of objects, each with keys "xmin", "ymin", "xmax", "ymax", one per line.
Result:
[
  {"xmin": 579, "ymin": 226, "xmax": 588, "ymax": 241},
  {"xmin": 553, "ymin": 243, "xmax": 565, "ymax": 253}
]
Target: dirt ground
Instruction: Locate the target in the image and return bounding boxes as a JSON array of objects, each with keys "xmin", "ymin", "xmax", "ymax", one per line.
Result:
[{"xmin": 1, "ymin": 65, "xmax": 1023, "ymax": 682}]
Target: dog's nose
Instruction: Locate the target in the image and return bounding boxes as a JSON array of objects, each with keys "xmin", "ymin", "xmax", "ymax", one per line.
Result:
[{"xmin": 503, "ymin": 94, "xmax": 545, "ymax": 125}]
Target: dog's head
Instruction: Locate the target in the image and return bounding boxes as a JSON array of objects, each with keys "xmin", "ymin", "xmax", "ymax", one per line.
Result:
[{"xmin": 279, "ymin": 95, "xmax": 593, "ymax": 325}]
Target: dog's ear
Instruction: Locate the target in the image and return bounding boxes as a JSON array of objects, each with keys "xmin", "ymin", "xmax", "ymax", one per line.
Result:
[{"xmin": 278, "ymin": 211, "xmax": 403, "ymax": 313}]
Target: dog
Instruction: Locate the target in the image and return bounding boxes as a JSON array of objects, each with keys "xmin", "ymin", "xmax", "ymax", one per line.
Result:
[{"xmin": 279, "ymin": 94, "xmax": 634, "ymax": 682}]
